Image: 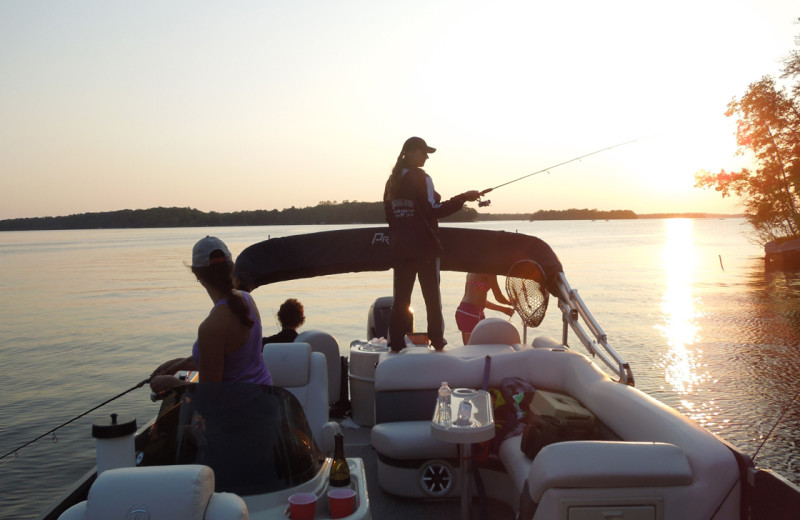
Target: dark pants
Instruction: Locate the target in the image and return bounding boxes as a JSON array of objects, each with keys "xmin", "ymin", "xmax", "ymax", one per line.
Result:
[{"xmin": 389, "ymin": 257, "xmax": 445, "ymax": 350}]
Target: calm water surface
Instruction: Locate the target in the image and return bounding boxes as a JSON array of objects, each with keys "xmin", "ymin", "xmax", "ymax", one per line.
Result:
[{"xmin": 1, "ymin": 219, "xmax": 799, "ymax": 519}]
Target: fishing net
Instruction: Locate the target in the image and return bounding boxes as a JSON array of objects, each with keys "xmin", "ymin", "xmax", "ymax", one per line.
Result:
[{"xmin": 505, "ymin": 260, "xmax": 549, "ymax": 328}]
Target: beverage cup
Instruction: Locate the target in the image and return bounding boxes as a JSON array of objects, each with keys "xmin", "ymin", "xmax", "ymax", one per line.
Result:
[
  {"xmin": 288, "ymin": 493, "xmax": 317, "ymax": 520},
  {"xmin": 327, "ymin": 487, "xmax": 356, "ymax": 518}
]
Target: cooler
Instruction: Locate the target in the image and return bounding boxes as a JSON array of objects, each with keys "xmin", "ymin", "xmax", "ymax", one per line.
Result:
[
  {"xmin": 349, "ymin": 340, "xmax": 389, "ymax": 426},
  {"xmin": 529, "ymin": 390, "xmax": 594, "ymax": 436}
]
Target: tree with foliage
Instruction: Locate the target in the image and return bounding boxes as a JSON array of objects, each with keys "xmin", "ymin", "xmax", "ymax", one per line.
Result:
[{"xmin": 695, "ymin": 21, "xmax": 800, "ymax": 244}]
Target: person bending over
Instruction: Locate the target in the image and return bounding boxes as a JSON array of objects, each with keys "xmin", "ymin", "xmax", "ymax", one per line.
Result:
[{"xmin": 456, "ymin": 272, "xmax": 515, "ymax": 344}]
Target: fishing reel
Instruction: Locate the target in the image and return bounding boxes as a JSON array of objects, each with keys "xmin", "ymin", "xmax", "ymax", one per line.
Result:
[{"xmin": 476, "ymin": 188, "xmax": 492, "ymax": 207}]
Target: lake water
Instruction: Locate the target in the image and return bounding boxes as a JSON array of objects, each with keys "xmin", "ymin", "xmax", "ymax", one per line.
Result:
[{"xmin": 2, "ymin": 219, "xmax": 799, "ymax": 519}]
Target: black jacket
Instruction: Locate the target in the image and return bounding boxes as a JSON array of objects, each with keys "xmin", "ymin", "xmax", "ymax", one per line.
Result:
[
  {"xmin": 262, "ymin": 329, "xmax": 298, "ymax": 346},
  {"xmin": 383, "ymin": 167, "xmax": 467, "ymax": 259}
]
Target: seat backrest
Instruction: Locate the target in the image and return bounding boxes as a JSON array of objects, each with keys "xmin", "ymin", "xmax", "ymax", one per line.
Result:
[
  {"xmin": 468, "ymin": 317, "xmax": 521, "ymax": 345},
  {"xmin": 295, "ymin": 329, "xmax": 341, "ymax": 404},
  {"xmin": 262, "ymin": 342, "xmax": 328, "ymax": 447},
  {"xmin": 57, "ymin": 465, "xmax": 248, "ymax": 520}
]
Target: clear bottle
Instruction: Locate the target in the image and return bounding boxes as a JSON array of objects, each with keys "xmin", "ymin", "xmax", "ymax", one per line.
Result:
[
  {"xmin": 436, "ymin": 382, "xmax": 452, "ymax": 426},
  {"xmin": 456, "ymin": 398, "xmax": 473, "ymax": 426},
  {"xmin": 329, "ymin": 432, "xmax": 351, "ymax": 487}
]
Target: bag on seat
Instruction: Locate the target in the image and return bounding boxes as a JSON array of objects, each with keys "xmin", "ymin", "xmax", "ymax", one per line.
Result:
[
  {"xmin": 520, "ymin": 414, "xmax": 561, "ymax": 459},
  {"xmin": 520, "ymin": 391, "xmax": 597, "ymax": 459}
]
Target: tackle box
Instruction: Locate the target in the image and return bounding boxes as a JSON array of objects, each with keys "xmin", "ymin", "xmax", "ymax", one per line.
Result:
[{"xmin": 529, "ymin": 390, "xmax": 595, "ymax": 437}]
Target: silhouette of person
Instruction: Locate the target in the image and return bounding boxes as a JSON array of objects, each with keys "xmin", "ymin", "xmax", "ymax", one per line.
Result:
[
  {"xmin": 262, "ymin": 298, "xmax": 305, "ymax": 346},
  {"xmin": 383, "ymin": 136, "xmax": 480, "ymax": 351},
  {"xmin": 150, "ymin": 236, "xmax": 272, "ymax": 393}
]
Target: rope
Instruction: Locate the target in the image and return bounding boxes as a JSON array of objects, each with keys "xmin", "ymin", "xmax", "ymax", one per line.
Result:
[{"xmin": 0, "ymin": 378, "xmax": 150, "ymax": 461}]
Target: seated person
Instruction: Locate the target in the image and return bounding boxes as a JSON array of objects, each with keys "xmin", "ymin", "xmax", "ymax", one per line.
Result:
[
  {"xmin": 263, "ymin": 298, "xmax": 306, "ymax": 346},
  {"xmin": 150, "ymin": 236, "xmax": 272, "ymax": 393}
]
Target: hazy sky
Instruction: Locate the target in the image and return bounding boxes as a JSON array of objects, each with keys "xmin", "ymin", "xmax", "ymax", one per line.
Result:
[{"xmin": 1, "ymin": 1, "xmax": 797, "ymax": 220}]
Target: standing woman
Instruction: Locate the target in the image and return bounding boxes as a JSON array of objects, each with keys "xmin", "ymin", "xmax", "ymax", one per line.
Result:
[
  {"xmin": 383, "ymin": 136, "xmax": 480, "ymax": 351},
  {"xmin": 149, "ymin": 236, "xmax": 272, "ymax": 393},
  {"xmin": 456, "ymin": 273, "xmax": 515, "ymax": 344}
]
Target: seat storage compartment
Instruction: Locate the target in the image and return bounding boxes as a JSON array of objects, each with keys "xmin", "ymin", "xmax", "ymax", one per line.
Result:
[{"xmin": 564, "ymin": 499, "xmax": 661, "ymax": 520}]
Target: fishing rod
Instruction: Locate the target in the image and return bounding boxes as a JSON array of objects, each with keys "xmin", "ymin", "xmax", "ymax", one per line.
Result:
[
  {"xmin": 0, "ymin": 377, "xmax": 150, "ymax": 462},
  {"xmin": 476, "ymin": 137, "xmax": 648, "ymax": 207}
]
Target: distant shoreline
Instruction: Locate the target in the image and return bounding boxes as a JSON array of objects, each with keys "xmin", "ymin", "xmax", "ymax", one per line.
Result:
[{"xmin": 0, "ymin": 204, "xmax": 743, "ymax": 232}]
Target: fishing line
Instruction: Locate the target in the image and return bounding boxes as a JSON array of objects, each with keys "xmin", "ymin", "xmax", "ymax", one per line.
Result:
[
  {"xmin": 477, "ymin": 137, "xmax": 651, "ymax": 204},
  {"xmin": 0, "ymin": 378, "xmax": 150, "ymax": 462},
  {"xmin": 752, "ymin": 390, "xmax": 800, "ymax": 463}
]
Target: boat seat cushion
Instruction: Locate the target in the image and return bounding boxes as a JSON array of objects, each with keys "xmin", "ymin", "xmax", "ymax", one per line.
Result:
[
  {"xmin": 372, "ymin": 421, "xmax": 458, "ymax": 460},
  {"xmin": 295, "ymin": 330, "xmax": 341, "ymax": 403},
  {"xmin": 262, "ymin": 342, "xmax": 312, "ymax": 387},
  {"xmin": 468, "ymin": 317, "xmax": 521, "ymax": 345},
  {"xmin": 262, "ymin": 343, "xmax": 329, "ymax": 448},
  {"xmin": 528, "ymin": 441, "xmax": 693, "ymax": 502},
  {"xmin": 57, "ymin": 465, "xmax": 249, "ymax": 520},
  {"xmin": 497, "ymin": 435, "xmax": 531, "ymax": 493}
]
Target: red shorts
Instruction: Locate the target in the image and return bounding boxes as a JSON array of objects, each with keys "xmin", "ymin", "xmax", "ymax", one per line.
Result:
[{"xmin": 456, "ymin": 302, "xmax": 485, "ymax": 333}]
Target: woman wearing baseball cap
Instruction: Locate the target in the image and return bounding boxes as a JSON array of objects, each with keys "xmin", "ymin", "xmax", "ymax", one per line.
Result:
[
  {"xmin": 149, "ymin": 236, "xmax": 272, "ymax": 392},
  {"xmin": 383, "ymin": 137, "xmax": 480, "ymax": 351}
]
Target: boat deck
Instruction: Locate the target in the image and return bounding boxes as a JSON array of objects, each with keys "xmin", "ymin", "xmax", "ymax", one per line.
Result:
[{"xmin": 340, "ymin": 418, "xmax": 515, "ymax": 520}]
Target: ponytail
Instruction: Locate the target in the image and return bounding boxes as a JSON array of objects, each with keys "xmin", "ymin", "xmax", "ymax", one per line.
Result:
[
  {"xmin": 387, "ymin": 152, "xmax": 411, "ymax": 199},
  {"xmin": 193, "ymin": 259, "xmax": 254, "ymax": 328}
]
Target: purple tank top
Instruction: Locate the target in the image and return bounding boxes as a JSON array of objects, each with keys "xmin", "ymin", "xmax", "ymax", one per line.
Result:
[{"xmin": 192, "ymin": 292, "xmax": 272, "ymax": 385}]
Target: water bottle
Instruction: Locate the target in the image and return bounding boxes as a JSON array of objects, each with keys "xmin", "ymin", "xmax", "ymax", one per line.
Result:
[
  {"xmin": 456, "ymin": 398, "xmax": 473, "ymax": 426},
  {"xmin": 436, "ymin": 382, "xmax": 452, "ymax": 426}
]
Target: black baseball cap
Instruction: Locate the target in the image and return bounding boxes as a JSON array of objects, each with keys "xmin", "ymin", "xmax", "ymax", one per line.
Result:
[{"xmin": 402, "ymin": 136, "xmax": 436, "ymax": 154}]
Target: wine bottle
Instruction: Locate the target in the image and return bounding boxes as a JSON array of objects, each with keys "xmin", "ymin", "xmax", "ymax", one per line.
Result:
[{"xmin": 329, "ymin": 432, "xmax": 350, "ymax": 487}]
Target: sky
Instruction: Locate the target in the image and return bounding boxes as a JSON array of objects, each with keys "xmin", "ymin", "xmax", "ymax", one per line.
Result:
[{"xmin": 1, "ymin": 1, "xmax": 798, "ymax": 220}]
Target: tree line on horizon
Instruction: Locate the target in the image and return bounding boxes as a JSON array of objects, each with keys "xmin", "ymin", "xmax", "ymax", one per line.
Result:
[
  {"xmin": 0, "ymin": 203, "xmax": 730, "ymax": 232},
  {"xmin": 0, "ymin": 202, "xmax": 473, "ymax": 231}
]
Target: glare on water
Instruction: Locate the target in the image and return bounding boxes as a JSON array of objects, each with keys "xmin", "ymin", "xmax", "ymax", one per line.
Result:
[{"xmin": 655, "ymin": 219, "xmax": 716, "ymax": 428}]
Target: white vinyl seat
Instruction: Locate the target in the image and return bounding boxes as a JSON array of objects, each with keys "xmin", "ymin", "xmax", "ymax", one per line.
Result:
[
  {"xmin": 468, "ymin": 317, "xmax": 521, "ymax": 345},
  {"xmin": 262, "ymin": 342, "xmax": 329, "ymax": 448},
  {"xmin": 295, "ymin": 329, "xmax": 341, "ymax": 405},
  {"xmin": 57, "ymin": 465, "xmax": 248, "ymax": 520}
]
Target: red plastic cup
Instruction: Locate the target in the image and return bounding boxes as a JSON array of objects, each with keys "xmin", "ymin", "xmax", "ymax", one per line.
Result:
[
  {"xmin": 327, "ymin": 488, "xmax": 356, "ymax": 518},
  {"xmin": 288, "ymin": 493, "xmax": 317, "ymax": 520}
]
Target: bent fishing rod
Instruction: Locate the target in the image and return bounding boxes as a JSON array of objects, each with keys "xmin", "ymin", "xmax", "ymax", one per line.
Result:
[
  {"xmin": 0, "ymin": 377, "xmax": 150, "ymax": 462},
  {"xmin": 476, "ymin": 137, "xmax": 648, "ymax": 206}
]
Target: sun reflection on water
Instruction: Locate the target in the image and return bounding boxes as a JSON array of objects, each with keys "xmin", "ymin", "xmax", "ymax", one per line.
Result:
[{"xmin": 655, "ymin": 219, "xmax": 717, "ymax": 428}]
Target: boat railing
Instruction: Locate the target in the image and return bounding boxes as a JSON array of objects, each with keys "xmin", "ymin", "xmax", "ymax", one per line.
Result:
[{"xmin": 554, "ymin": 272, "xmax": 634, "ymax": 386}]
